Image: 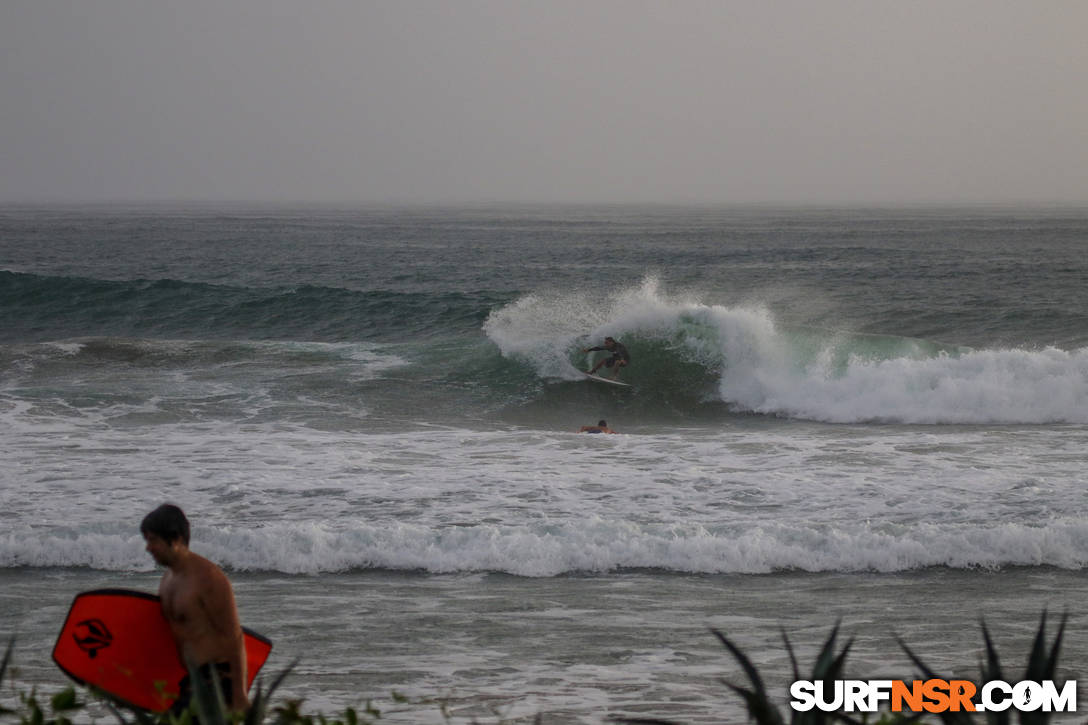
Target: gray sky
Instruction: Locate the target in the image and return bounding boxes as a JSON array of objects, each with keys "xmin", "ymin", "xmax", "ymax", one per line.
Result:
[{"xmin": 2, "ymin": 1, "xmax": 1085, "ymax": 204}]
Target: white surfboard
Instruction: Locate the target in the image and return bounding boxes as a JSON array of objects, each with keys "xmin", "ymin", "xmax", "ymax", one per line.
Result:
[{"xmin": 582, "ymin": 372, "xmax": 631, "ymax": 387}]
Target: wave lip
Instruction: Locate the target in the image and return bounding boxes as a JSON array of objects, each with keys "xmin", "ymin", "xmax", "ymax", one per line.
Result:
[
  {"xmin": 6, "ymin": 518, "xmax": 1088, "ymax": 577},
  {"xmin": 485, "ymin": 277, "xmax": 1088, "ymax": 425}
]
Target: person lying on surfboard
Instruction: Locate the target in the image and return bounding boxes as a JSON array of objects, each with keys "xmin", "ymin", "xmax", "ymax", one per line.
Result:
[
  {"xmin": 141, "ymin": 504, "xmax": 250, "ymax": 715},
  {"xmin": 579, "ymin": 419, "xmax": 617, "ymax": 434},
  {"xmin": 582, "ymin": 336, "xmax": 630, "ymax": 380}
]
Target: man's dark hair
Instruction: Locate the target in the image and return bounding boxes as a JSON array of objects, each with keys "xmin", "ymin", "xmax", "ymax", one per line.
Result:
[
  {"xmin": 140, "ymin": 503, "xmax": 190, "ymax": 546},
  {"xmin": 598, "ymin": 420, "xmax": 607, "ymax": 427}
]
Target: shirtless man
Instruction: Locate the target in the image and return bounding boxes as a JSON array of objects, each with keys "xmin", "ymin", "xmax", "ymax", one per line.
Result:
[
  {"xmin": 583, "ymin": 337, "xmax": 630, "ymax": 380},
  {"xmin": 578, "ymin": 419, "xmax": 617, "ymax": 434},
  {"xmin": 140, "ymin": 504, "xmax": 249, "ymax": 715}
]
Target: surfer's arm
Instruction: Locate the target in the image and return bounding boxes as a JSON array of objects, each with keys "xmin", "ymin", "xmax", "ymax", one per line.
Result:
[
  {"xmin": 226, "ymin": 620, "xmax": 249, "ymax": 710},
  {"xmin": 227, "ymin": 636, "xmax": 249, "ymax": 710},
  {"xmin": 202, "ymin": 575, "xmax": 249, "ymax": 710},
  {"xmin": 221, "ymin": 597, "xmax": 249, "ymax": 710}
]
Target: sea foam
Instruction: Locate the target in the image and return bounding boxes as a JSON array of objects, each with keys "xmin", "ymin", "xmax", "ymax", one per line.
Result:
[
  {"xmin": 5, "ymin": 517, "xmax": 1087, "ymax": 576},
  {"xmin": 486, "ymin": 277, "xmax": 1088, "ymax": 424}
]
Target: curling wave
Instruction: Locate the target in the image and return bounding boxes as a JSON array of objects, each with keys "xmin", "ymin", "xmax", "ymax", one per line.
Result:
[{"xmin": 485, "ymin": 277, "xmax": 1088, "ymax": 424}]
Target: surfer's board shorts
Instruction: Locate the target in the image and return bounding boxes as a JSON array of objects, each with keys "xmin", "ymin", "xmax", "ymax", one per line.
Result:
[{"xmin": 170, "ymin": 661, "xmax": 235, "ymax": 717}]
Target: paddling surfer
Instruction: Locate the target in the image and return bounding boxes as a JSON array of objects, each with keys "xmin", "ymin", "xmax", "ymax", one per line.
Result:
[
  {"xmin": 579, "ymin": 419, "xmax": 617, "ymax": 434},
  {"xmin": 141, "ymin": 504, "xmax": 249, "ymax": 715},
  {"xmin": 582, "ymin": 336, "xmax": 630, "ymax": 380}
]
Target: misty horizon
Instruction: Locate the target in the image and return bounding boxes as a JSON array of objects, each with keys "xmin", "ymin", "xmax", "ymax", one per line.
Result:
[{"xmin": 2, "ymin": 1, "xmax": 1085, "ymax": 206}]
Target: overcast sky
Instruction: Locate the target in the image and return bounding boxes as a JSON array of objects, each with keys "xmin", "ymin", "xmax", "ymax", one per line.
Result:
[{"xmin": 1, "ymin": 1, "xmax": 1085, "ymax": 204}]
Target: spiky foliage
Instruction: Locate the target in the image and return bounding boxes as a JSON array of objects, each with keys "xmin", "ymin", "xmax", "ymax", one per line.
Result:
[
  {"xmin": 0, "ymin": 638, "xmax": 12, "ymax": 721},
  {"xmin": 721, "ymin": 623, "xmax": 857, "ymax": 725},
  {"xmin": 93, "ymin": 659, "xmax": 304, "ymax": 725},
  {"xmin": 896, "ymin": 610, "xmax": 1069, "ymax": 725},
  {"xmin": 2, "ymin": 637, "xmax": 86, "ymax": 725},
  {"xmin": 1, "ymin": 612, "xmax": 1076, "ymax": 725},
  {"xmin": 614, "ymin": 612, "xmax": 1070, "ymax": 725},
  {"xmin": 613, "ymin": 623, "xmax": 855, "ymax": 725}
]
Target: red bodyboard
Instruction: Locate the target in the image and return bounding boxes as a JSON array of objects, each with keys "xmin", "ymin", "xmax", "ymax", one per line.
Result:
[{"xmin": 52, "ymin": 589, "xmax": 272, "ymax": 712}]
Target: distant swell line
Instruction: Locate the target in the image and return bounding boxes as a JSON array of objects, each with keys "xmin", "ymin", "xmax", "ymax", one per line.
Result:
[{"xmin": 0, "ymin": 270, "xmax": 503, "ymax": 342}]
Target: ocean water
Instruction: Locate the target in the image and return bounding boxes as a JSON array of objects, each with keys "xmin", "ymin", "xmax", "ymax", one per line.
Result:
[{"xmin": 2, "ymin": 203, "xmax": 1088, "ymax": 723}]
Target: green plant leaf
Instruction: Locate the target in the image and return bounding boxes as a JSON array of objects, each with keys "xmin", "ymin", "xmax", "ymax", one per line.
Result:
[
  {"xmin": 0, "ymin": 638, "xmax": 12, "ymax": 687},
  {"xmin": 811, "ymin": 621, "xmax": 843, "ymax": 680},
  {"xmin": 49, "ymin": 687, "xmax": 80, "ymax": 712},
  {"xmin": 781, "ymin": 628, "xmax": 802, "ymax": 684},
  {"xmin": 711, "ymin": 629, "xmax": 787, "ymax": 725},
  {"xmin": 1020, "ymin": 610, "xmax": 1068, "ymax": 725},
  {"xmin": 897, "ymin": 636, "xmax": 975, "ymax": 725}
]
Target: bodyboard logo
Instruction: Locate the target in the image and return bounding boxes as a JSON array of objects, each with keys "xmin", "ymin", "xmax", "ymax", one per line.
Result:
[{"xmin": 73, "ymin": 619, "xmax": 113, "ymax": 658}]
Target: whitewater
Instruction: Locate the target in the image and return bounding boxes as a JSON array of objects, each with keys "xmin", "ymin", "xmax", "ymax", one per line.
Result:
[{"xmin": 486, "ymin": 276, "xmax": 1088, "ymax": 424}]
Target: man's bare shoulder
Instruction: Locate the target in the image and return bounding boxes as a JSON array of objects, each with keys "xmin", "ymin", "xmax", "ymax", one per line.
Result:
[{"xmin": 189, "ymin": 553, "xmax": 233, "ymax": 588}]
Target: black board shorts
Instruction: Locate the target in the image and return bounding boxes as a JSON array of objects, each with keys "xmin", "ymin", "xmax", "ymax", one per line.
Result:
[{"xmin": 170, "ymin": 662, "xmax": 234, "ymax": 717}]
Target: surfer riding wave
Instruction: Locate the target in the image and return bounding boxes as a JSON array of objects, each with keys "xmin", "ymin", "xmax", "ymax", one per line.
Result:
[{"xmin": 583, "ymin": 337, "xmax": 629, "ymax": 380}]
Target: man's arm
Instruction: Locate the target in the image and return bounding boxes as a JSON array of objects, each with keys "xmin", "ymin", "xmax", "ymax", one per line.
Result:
[{"xmin": 202, "ymin": 574, "xmax": 249, "ymax": 711}]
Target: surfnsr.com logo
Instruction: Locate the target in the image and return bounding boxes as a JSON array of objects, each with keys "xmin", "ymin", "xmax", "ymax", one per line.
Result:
[{"xmin": 790, "ymin": 679, "xmax": 1077, "ymax": 714}]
